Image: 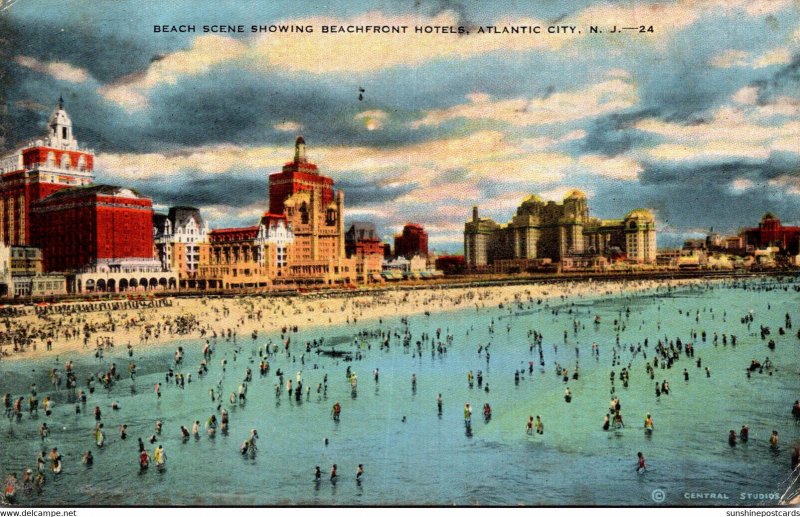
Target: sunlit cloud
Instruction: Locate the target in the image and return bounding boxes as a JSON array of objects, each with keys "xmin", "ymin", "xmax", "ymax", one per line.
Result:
[
  {"xmin": 578, "ymin": 154, "xmax": 643, "ymax": 180},
  {"xmin": 729, "ymin": 178, "xmax": 755, "ymax": 194},
  {"xmin": 411, "ymin": 77, "xmax": 638, "ymax": 129},
  {"xmin": 14, "ymin": 55, "xmax": 91, "ymax": 83},
  {"xmin": 98, "ymin": 34, "xmax": 248, "ymax": 111},
  {"xmin": 273, "ymin": 120, "xmax": 304, "ymax": 133},
  {"xmin": 636, "ymin": 101, "xmax": 800, "ymax": 162},
  {"xmin": 354, "ymin": 109, "xmax": 388, "ymax": 131}
]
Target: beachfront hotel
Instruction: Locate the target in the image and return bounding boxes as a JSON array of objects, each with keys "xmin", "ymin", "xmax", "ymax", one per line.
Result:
[
  {"xmin": 394, "ymin": 223, "xmax": 429, "ymax": 259},
  {"xmin": 0, "ymin": 99, "xmax": 176, "ymax": 294},
  {"xmin": 191, "ymin": 137, "xmax": 357, "ymax": 289},
  {"xmin": 0, "ymin": 97, "xmax": 94, "ymax": 247},
  {"xmin": 0, "ymin": 101, "xmax": 373, "ymax": 294},
  {"xmin": 464, "ymin": 190, "xmax": 657, "ymax": 269},
  {"xmin": 154, "ymin": 206, "xmax": 211, "ymax": 280}
]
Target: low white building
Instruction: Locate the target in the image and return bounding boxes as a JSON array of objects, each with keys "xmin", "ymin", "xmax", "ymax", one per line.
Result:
[
  {"xmin": 154, "ymin": 207, "xmax": 210, "ymax": 274},
  {"xmin": 0, "ymin": 243, "xmax": 67, "ymax": 297},
  {"xmin": 72, "ymin": 258, "xmax": 178, "ymax": 293}
]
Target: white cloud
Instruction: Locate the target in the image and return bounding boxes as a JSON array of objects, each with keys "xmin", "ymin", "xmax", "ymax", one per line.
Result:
[
  {"xmin": 251, "ymin": 1, "xmax": 791, "ymax": 75},
  {"xmin": 731, "ymin": 86, "xmax": 759, "ymax": 105},
  {"xmin": 14, "ymin": 55, "xmax": 91, "ymax": 83},
  {"xmin": 202, "ymin": 203, "xmax": 267, "ymax": 229},
  {"xmin": 520, "ymin": 129, "xmax": 586, "ymax": 152},
  {"xmin": 273, "ymin": 121, "xmax": 304, "ymax": 133},
  {"xmin": 712, "ymin": 23, "xmax": 799, "ymax": 70},
  {"xmin": 98, "ymin": 34, "xmax": 248, "ymax": 111},
  {"xmin": 729, "ymin": 178, "xmax": 755, "ymax": 193},
  {"xmin": 635, "ymin": 101, "xmax": 800, "ymax": 162},
  {"xmin": 466, "ymin": 92, "xmax": 491, "ymax": 104},
  {"xmin": 411, "ymin": 77, "xmax": 638, "ymax": 129},
  {"xmin": 97, "ymin": 84, "xmax": 149, "ymax": 112},
  {"xmin": 578, "ymin": 154, "xmax": 643, "ymax": 180},
  {"xmin": 710, "ymin": 49, "xmax": 750, "ymax": 68},
  {"xmin": 354, "ymin": 109, "xmax": 389, "ymax": 131},
  {"xmin": 752, "ymin": 46, "xmax": 793, "ymax": 68},
  {"xmin": 467, "ymin": 154, "xmax": 571, "ymax": 184},
  {"xmin": 249, "ymin": 11, "xmax": 576, "ymax": 76},
  {"xmin": 767, "ymin": 176, "xmax": 800, "ymax": 196},
  {"xmin": 539, "ymin": 186, "xmax": 593, "ymax": 202},
  {"xmin": 730, "ymin": 88, "xmax": 799, "ymax": 119},
  {"xmin": 344, "ymin": 207, "xmax": 395, "ymax": 219},
  {"xmin": 98, "ymin": 144, "xmax": 288, "ymax": 179}
]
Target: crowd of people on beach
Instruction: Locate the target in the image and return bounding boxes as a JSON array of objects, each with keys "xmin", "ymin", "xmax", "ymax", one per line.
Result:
[{"xmin": 1, "ymin": 276, "xmax": 799, "ymax": 505}]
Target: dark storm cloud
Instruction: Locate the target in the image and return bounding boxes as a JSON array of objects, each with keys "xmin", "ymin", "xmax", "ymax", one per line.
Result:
[
  {"xmin": 638, "ymin": 154, "xmax": 800, "ymax": 188},
  {"xmin": 641, "ymin": 65, "xmax": 732, "ymax": 122},
  {"xmin": 1, "ymin": 14, "xmax": 448, "ymax": 154},
  {"xmin": 4, "ymin": 65, "xmax": 144, "ymax": 153},
  {"xmin": 0, "ymin": 15, "xmax": 15, "ymax": 151},
  {"xmin": 6, "ymin": 57, "xmax": 443, "ymax": 155},
  {"xmin": 107, "ymin": 171, "xmax": 416, "ymax": 214},
  {"xmin": 581, "ymin": 109, "xmax": 660, "ymax": 156},
  {"xmin": 591, "ymin": 154, "xmax": 800, "ymax": 235},
  {"xmin": 120, "ymin": 174, "xmax": 268, "ymax": 208},
  {"xmin": 423, "ymin": 0, "xmax": 470, "ymax": 26},
  {"xmin": 139, "ymin": 67, "xmax": 440, "ymax": 152},
  {"xmin": 334, "ymin": 179, "xmax": 416, "ymax": 207},
  {"xmin": 6, "ymin": 18, "xmax": 157, "ymax": 83},
  {"xmin": 754, "ymin": 53, "xmax": 800, "ymax": 103},
  {"xmin": 770, "ymin": 52, "xmax": 800, "ymax": 88},
  {"xmin": 634, "ymin": 14, "xmax": 782, "ymax": 123}
]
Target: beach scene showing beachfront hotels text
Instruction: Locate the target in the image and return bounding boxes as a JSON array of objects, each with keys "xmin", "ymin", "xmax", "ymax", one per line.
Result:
[{"xmin": 1, "ymin": 0, "xmax": 799, "ymax": 508}]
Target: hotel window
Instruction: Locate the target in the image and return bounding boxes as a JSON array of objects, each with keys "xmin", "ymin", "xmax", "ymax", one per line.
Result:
[{"xmin": 300, "ymin": 202, "xmax": 309, "ymax": 224}]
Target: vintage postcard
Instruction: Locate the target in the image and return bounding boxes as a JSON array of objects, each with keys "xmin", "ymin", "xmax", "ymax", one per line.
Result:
[{"xmin": 0, "ymin": 0, "xmax": 799, "ymax": 510}]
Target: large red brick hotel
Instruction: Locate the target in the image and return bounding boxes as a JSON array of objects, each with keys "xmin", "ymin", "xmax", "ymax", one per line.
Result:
[
  {"xmin": 743, "ymin": 213, "xmax": 800, "ymax": 255},
  {"xmin": 0, "ymin": 97, "xmax": 94, "ymax": 247},
  {"xmin": 30, "ymin": 185, "xmax": 155, "ymax": 272},
  {"xmin": 0, "ymin": 99, "xmax": 176, "ymax": 293}
]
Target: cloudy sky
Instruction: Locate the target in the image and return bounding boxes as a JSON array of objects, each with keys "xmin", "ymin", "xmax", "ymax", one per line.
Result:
[{"xmin": 1, "ymin": 0, "xmax": 799, "ymax": 251}]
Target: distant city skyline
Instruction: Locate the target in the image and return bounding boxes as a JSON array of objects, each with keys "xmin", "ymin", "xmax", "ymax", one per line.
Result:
[{"xmin": 1, "ymin": 0, "xmax": 799, "ymax": 253}]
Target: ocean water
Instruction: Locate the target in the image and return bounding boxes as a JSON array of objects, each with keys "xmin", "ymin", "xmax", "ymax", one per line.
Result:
[{"xmin": 1, "ymin": 277, "xmax": 799, "ymax": 506}]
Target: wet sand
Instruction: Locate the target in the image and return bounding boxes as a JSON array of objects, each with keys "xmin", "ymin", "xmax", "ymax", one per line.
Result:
[{"xmin": 0, "ymin": 278, "xmax": 706, "ymax": 363}]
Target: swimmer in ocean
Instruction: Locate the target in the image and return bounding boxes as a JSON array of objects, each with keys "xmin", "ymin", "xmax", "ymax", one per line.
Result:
[
  {"xmin": 644, "ymin": 414, "xmax": 654, "ymax": 434},
  {"xmin": 636, "ymin": 452, "xmax": 647, "ymax": 473}
]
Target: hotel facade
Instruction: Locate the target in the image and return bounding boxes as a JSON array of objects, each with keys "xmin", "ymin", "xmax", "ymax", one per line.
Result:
[
  {"xmin": 192, "ymin": 137, "xmax": 355, "ymax": 289},
  {"xmin": 0, "ymin": 99, "xmax": 175, "ymax": 294},
  {"xmin": 465, "ymin": 190, "xmax": 657, "ymax": 268}
]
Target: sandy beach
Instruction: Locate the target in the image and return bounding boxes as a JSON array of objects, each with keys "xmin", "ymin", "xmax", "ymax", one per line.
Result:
[
  {"xmin": 2, "ymin": 274, "xmax": 798, "ymax": 506},
  {"xmin": 0, "ymin": 277, "xmax": 705, "ymax": 362}
]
